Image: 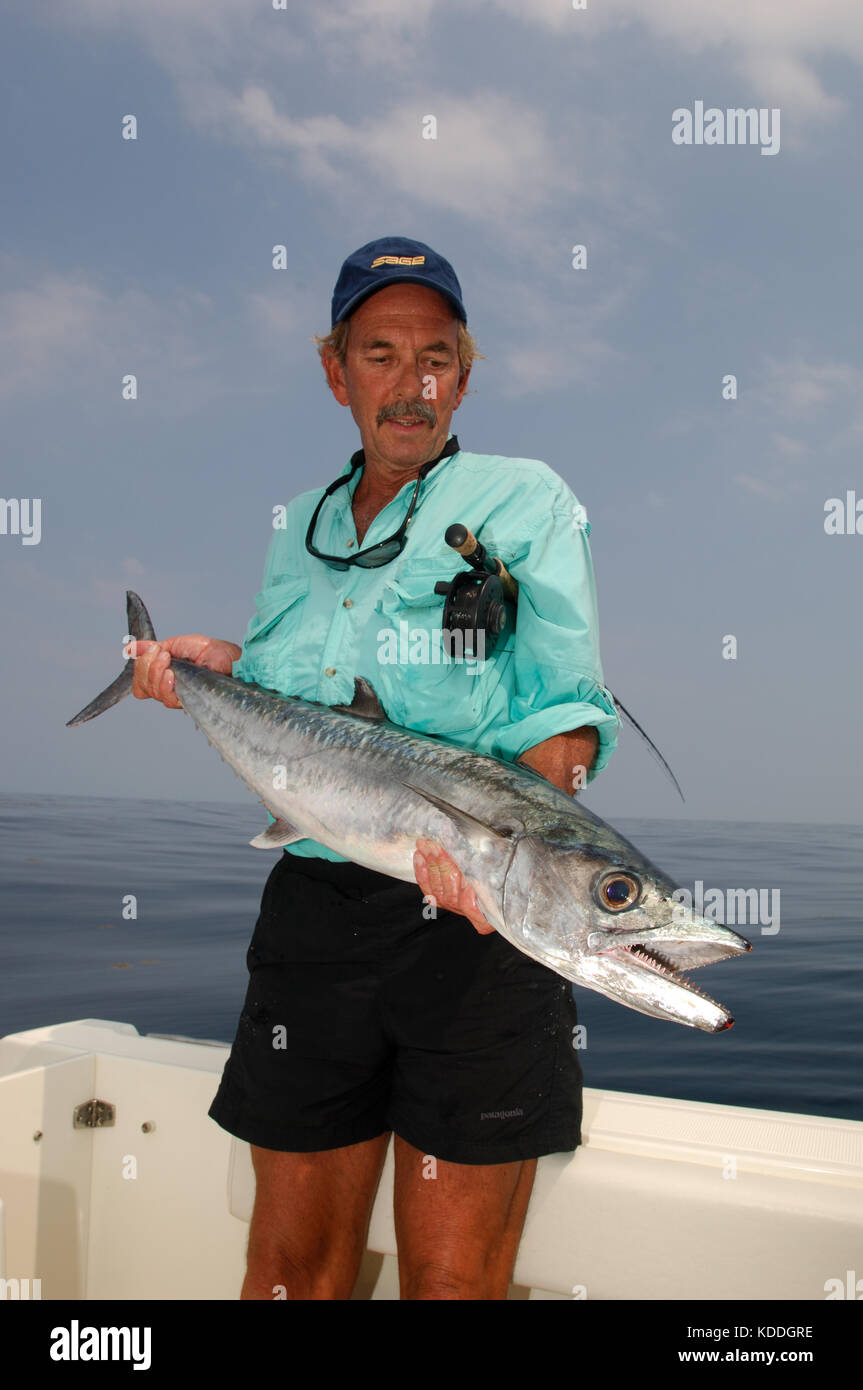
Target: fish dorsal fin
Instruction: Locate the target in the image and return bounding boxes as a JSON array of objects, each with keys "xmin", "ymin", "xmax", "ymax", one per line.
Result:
[
  {"xmin": 332, "ymin": 676, "xmax": 388, "ymax": 721},
  {"xmin": 250, "ymin": 817, "xmax": 304, "ymax": 849}
]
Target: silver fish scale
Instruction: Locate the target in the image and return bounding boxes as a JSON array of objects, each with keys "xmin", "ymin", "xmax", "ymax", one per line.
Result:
[{"xmin": 168, "ymin": 660, "xmax": 624, "ymax": 890}]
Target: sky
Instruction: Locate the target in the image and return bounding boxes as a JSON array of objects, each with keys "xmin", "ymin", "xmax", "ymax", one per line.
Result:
[{"xmin": 1, "ymin": 0, "xmax": 861, "ymax": 825}]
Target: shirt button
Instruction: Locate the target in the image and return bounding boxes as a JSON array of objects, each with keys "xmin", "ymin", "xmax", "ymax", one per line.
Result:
[
  {"xmin": 346, "ymin": 540, "xmax": 355, "ymax": 548},
  {"xmin": 343, "ymin": 598, "xmax": 353, "ymax": 608},
  {"xmin": 325, "ymin": 667, "xmax": 337, "ymax": 677}
]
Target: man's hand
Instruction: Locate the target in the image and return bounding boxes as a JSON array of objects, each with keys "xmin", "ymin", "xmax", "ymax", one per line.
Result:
[
  {"xmin": 412, "ymin": 727, "xmax": 600, "ymax": 937},
  {"xmin": 128, "ymin": 635, "xmax": 242, "ymax": 710},
  {"xmin": 413, "ymin": 837, "xmax": 496, "ymax": 935}
]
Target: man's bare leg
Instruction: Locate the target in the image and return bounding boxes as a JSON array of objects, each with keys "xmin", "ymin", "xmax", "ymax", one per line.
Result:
[
  {"xmin": 242, "ymin": 1132, "xmax": 391, "ymax": 1300},
  {"xmin": 393, "ymin": 1134, "xmax": 537, "ymax": 1300}
]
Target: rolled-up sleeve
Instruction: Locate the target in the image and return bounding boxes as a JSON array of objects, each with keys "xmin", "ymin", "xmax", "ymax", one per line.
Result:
[{"xmin": 489, "ymin": 496, "xmax": 619, "ymax": 782}]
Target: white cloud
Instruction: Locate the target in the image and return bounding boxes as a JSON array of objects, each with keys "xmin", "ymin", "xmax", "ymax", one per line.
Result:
[
  {"xmin": 34, "ymin": 0, "xmax": 863, "ymax": 412},
  {"xmin": 0, "ymin": 270, "xmax": 223, "ymax": 409},
  {"xmin": 304, "ymin": 0, "xmax": 437, "ymax": 63},
  {"xmin": 244, "ymin": 283, "xmax": 328, "ymax": 350},
  {"xmin": 771, "ymin": 432, "xmax": 809, "ymax": 459},
  {"xmin": 0, "ymin": 275, "xmax": 109, "ymax": 396},
  {"xmin": 51, "ymin": 0, "xmax": 432, "ymax": 77},
  {"xmin": 730, "ymin": 355, "xmax": 863, "ymax": 499},
  {"xmin": 489, "ymin": 0, "xmax": 863, "ymax": 115},
  {"xmin": 751, "ymin": 357, "xmax": 863, "ymax": 417},
  {"xmin": 54, "ymin": 0, "xmax": 863, "ymax": 121},
  {"xmin": 491, "ymin": 276, "xmax": 628, "ymax": 397},
  {"xmin": 733, "ymin": 469, "xmax": 805, "ymax": 501},
  {"xmin": 217, "ymin": 87, "xmax": 557, "ymax": 230}
]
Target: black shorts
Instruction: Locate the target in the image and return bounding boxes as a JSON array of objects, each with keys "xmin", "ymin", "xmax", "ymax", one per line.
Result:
[{"xmin": 208, "ymin": 852, "xmax": 584, "ymax": 1165}]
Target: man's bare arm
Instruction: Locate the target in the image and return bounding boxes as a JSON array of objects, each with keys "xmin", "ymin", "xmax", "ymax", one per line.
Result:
[{"xmin": 516, "ymin": 724, "xmax": 599, "ymax": 797}]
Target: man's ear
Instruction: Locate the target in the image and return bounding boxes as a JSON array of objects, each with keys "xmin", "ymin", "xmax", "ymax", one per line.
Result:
[
  {"xmin": 322, "ymin": 351, "xmax": 350, "ymax": 407},
  {"xmin": 453, "ymin": 363, "xmax": 472, "ymax": 408}
]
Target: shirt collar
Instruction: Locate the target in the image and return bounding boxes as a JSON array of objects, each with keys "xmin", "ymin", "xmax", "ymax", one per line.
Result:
[{"xmin": 335, "ymin": 433, "xmax": 461, "ymax": 508}]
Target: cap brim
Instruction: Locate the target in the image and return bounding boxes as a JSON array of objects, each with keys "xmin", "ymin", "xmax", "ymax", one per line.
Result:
[{"xmin": 334, "ymin": 274, "xmax": 467, "ymax": 326}]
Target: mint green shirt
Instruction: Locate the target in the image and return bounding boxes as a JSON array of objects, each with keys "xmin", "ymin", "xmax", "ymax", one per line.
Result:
[{"xmin": 233, "ymin": 439, "xmax": 619, "ymax": 860}]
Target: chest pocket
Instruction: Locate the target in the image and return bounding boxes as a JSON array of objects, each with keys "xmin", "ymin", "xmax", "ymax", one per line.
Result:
[
  {"xmin": 241, "ymin": 574, "xmax": 310, "ymax": 685},
  {"xmin": 373, "ymin": 558, "xmax": 512, "ymax": 734}
]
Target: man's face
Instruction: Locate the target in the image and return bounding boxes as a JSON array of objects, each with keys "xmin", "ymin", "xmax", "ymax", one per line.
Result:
[{"xmin": 323, "ymin": 283, "xmax": 471, "ymax": 474}]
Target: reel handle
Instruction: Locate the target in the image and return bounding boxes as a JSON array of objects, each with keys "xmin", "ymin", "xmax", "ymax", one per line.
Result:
[{"xmin": 444, "ymin": 523, "xmax": 519, "ymax": 603}]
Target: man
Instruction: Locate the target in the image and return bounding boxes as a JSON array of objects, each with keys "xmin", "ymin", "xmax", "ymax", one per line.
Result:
[{"xmin": 131, "ymin": 236, "xmax": 619, "ymax": 1300}]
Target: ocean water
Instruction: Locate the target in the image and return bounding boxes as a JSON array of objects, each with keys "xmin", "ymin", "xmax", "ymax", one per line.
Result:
[{"xmin": 1, "ymin": 793, "xmax": 861, "ymax": 1122}]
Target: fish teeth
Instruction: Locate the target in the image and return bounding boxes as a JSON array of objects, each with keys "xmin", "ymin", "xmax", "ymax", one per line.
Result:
[
  {"xmin": 620, "ymin": 944, "xmax": 725, "ymax": 1007},
  {"xmin": 623, "ymin": 944, "xmax": 680, "ymax": 979}
]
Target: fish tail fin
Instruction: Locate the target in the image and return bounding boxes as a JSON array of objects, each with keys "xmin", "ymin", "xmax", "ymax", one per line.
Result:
[{"xmin": 66, "ymin": 591, "xmax": 157, "ymax": 727}]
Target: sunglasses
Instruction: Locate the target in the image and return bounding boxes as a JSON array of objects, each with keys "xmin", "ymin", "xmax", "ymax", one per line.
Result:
[{"xmin": 305, "ymin": 434, "xmax": 460, "ymax": 570}]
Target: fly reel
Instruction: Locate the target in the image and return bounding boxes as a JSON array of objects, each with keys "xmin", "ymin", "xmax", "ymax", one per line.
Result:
[{"xmin": 433, "ymin": 523, "xmax": 518, "ymax": 659}]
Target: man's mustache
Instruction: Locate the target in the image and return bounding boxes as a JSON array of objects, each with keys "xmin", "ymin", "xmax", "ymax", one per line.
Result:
[{"xmin": 377, "ymin": 398, "xmax": 437, "ymax": 427}]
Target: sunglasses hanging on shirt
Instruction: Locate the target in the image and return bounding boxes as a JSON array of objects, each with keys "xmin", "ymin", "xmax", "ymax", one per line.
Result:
[{"xmin": 305, "ymin": 435, "xmax": 461, "ymax": 570}]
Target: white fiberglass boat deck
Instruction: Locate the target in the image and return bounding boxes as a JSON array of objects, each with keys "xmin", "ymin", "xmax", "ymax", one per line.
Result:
[{"xmin": 0, "ymin": 1019, "xmax": 860, "ymax": 1301}]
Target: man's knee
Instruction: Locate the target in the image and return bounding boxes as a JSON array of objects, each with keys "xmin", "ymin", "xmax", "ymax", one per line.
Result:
[
  {"xmin": 243, "ymin": 1236, "xmax": 349, "ymax": 1300},
  {"xmin": 399, "ymin": 1254, "xmax": 503, "ymax": 1301},
  {"xmin": 242, "ymin": 1136, "xmax": 390, "ymax": 1300},
  {"xmin": 243, "ymin": 1191, "xmax": 367, "ymax": 1299}
]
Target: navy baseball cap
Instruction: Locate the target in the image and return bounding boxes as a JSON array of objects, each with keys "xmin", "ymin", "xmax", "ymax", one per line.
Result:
[{"xmin": 331, "ymin": 236, "xmax": 467, "ymax": 328}]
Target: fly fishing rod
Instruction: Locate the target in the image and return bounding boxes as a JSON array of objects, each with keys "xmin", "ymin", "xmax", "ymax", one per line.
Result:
[{"xmin": 435, "ymin": 522, "xmax": 684, "ymax": 801}]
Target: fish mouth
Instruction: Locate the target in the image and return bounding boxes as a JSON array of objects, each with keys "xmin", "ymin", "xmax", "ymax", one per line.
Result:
[{"xmin": 598, "ymin": 931, "xmax": 752, "ymax": 1031}]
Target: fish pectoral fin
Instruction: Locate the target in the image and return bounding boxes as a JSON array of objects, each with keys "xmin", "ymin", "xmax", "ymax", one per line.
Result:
[
  {"xmin": 331, "ymin": 676, "xmax": 388, "ymax": 721},
  {"xmin": 250, "ymin": 818, "xmax": 304, "ymax": 849},
  {"xmin": 401, "ymin": 782, "xmax": 513, "ymax": 845}
]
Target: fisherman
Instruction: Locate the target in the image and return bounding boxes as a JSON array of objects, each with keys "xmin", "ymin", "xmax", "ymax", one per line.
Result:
[{"xmin": 130, "ymin": 236, "xmax": 619, "ymax": 1300}]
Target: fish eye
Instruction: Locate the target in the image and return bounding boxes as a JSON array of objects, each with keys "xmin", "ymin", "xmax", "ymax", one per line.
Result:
[{"xmin": 596, "ymin": 871, "xmax": 640, "ymax": 912}]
